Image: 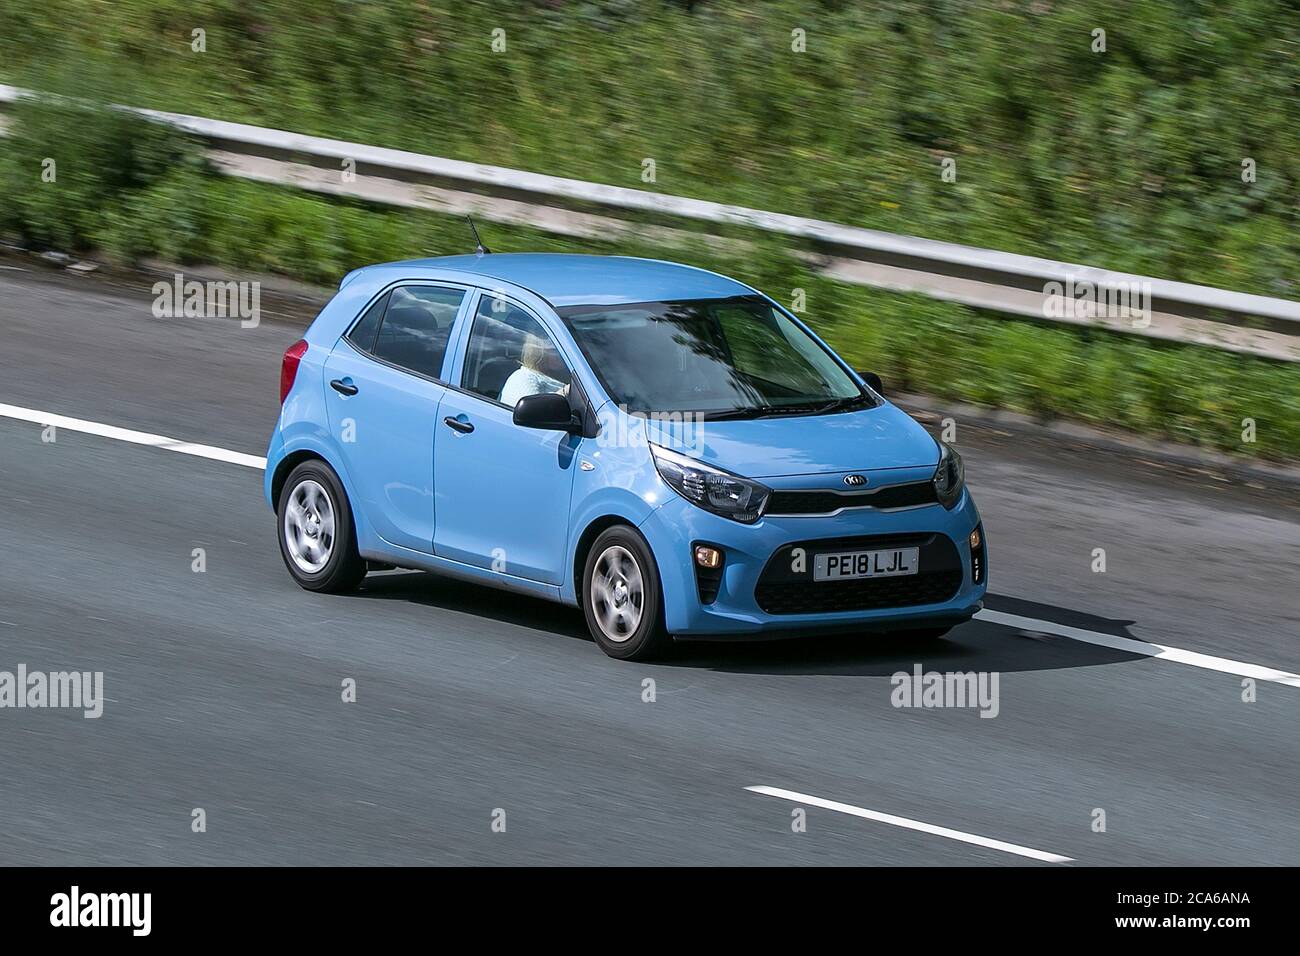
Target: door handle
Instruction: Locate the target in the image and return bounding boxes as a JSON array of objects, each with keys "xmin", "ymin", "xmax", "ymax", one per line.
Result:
[
  {"xmin": 330, "ymin": 379, "xmax": 359, "ymax": 396},
  {"xmin": 443, "ymin": 416, "xmax": 474, "ymax": 434}
]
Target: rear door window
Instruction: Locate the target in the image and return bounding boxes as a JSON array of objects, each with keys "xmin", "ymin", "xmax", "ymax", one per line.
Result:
[{"xmin": 371, "ymin": 286, "xmax": 466, "ymax": 380}]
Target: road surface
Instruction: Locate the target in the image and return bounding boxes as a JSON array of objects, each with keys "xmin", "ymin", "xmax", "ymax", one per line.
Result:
[{"xmin": 1, "ymin": 264, "xmax": 1297, "ymax": 865}]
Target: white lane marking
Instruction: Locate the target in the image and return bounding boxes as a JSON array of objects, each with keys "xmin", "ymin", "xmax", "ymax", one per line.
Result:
[
  {"xmin": 4, "ymin": 400, "xmax": 1299, "ymax": 690},
  {"xmin": 977, "ymin": 608, "xmax": 1300, "ymax": 689},
  {"xmin": 746, "ymin": 785, "xmax": 1073, "ymax": 864},
  {"xmin": 0, "ymin": 402, "xmax": 267, "ymax": 470}
]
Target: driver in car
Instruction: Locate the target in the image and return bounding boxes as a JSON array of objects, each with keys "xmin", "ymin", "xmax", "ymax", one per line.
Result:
[{"xmin": 499, "ymin": 332, "xmax": 570, "ymax": 407}]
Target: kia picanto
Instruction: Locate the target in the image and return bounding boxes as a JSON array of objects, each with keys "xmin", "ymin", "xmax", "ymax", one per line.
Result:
[{"xmin": 266, "ymin": 254, "xmax": 987, "ymax": 660}]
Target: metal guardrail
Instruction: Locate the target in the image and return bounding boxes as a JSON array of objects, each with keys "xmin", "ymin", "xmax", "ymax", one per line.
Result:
[{"xmin": 2, "ymin": 84, "xmax": 1297, "ymax": 361}]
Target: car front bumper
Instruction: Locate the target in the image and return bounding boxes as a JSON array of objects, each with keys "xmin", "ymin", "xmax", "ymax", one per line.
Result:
[{"xmin": 638, "ymin": 489, "xmax": 987, "ymax": 637}]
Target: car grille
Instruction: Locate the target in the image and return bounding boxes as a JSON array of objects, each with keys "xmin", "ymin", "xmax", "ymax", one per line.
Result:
[
  {"xmin": 755, "ymin": 570, "xmax": 963, "ymax": 615},
  {"xmin": 765, "ymin": 480, "xmax": 936, "ymax": 515},
  {"xmin": 754, "ymin": 532, "xmax": 963, "ymax": 615}
]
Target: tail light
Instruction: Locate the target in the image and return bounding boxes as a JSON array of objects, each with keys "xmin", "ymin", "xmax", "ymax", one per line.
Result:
[{"xmin": 280, "ymin": 339, "xmax": 308, "ymax": 404}]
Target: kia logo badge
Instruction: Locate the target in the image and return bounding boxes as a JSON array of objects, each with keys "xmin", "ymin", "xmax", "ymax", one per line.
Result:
[{"xmin": 843, "ymin": 474, "xmax": 868, "ymax": 487}]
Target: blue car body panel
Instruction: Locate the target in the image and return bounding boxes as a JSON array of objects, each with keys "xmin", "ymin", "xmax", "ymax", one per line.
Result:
[
  {"xmin": 644, "ymin": 402, "xmax": 941, "ymax": 476},
  {"xmin": 267, "ymin": 254, "xmax": 988, "ymax": 637},
  {"xmin": 640, "ymin": 489, "xmax": 984, "ymax": 635},
  {"xmin": 393, "ymin": 253, "xmax": 753, "ymax": 306},
  {"xmin": 432, "ymin": 387, "xmax": 580, "ymax": 584}
]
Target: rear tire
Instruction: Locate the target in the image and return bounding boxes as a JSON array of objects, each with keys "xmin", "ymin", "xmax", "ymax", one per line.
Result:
[
  {"xmin": 277, "ymin": 460, "xmax": 367, "ymax": 594},
  {"xmin": 582, "ymin": 526, "xmax": 672, "ymax": 661}
]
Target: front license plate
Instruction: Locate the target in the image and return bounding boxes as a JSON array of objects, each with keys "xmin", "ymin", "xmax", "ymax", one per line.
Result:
[{"xmin": 813, "ymin": 547, "xmax": 920, "ymax": 582}]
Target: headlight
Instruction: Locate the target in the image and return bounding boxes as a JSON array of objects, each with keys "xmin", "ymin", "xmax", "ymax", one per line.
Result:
[
  {"xmin": 933, "ymin": 442, "xmax": 965, "ymax": 509},
  {"xmin": 650, "ymin": 443, "xmax": 770, "ymax": 523}
]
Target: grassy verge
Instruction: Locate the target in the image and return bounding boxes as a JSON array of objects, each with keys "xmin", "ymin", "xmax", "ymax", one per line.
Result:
[
  {"xmin": 1, "ymin": 95, "xmax": 1297, "ymax": 462},
  {"xmin": 0, "ymin": 0, "xmax": 1297, "ymax": 298}
]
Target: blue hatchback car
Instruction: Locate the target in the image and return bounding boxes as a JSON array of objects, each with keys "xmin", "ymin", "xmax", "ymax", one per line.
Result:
[{"xmin": 267, "ymin": 253, "xmax": 987, "ymax": 660}]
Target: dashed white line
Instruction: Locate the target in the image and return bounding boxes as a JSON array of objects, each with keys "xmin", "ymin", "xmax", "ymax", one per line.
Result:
[
  {"xmin": 976, "ymin": 608, "xmax": 1300, "ymax": 688},
  {"xmin": 0, "ymin": 402, "xmax": 266, "ymax": 470},
  {"xmin": 746, "ymin": 785, "xmax": 1074, "ymax": 864},
  {"xmin": 3, "ymin": 400, "xmax": 1298, "ymax": 690}
]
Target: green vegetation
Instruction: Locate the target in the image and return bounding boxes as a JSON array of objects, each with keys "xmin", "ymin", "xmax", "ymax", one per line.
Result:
[
  {"xmin": 0, "ymin": 93, "xmax": 201, "ymax": 252},
  {"xmin": 0, "ymin": 2, "xmax": 1297, "ymax": 461},
  {"xmin": 2, "ymin": 0, "xmax": 1296, "ymax": 295}
]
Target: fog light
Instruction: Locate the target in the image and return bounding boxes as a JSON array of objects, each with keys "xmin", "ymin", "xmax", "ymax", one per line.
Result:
[
  {"xmin": 694, "ymin": 545, "xmax": 722, "ymax": 568},
  {"xmin": 969, "ymin": 525, "xmax": 985, "ymax": 585}
]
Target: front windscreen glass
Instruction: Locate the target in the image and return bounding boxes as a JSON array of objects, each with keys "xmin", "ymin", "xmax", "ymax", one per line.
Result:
[{"xmin": 558, "ymin": 296, "xmax": 871, "ymax": 418}]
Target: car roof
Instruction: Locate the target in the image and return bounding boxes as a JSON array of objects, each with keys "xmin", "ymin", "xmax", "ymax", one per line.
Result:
[{"xmin": 373, "ymin": 253, "xmax": 755, "ymax": 307}]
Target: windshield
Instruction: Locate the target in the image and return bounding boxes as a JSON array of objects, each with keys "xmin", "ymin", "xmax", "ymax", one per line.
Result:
[{"xmin": 557, "ymin": 296, "xmax": 872, "ymax": 418}]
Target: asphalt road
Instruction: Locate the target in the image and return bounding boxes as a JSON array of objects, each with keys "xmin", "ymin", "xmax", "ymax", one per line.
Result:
[{"xmin": 1, "ymin": 264, "xmax": 1297, "ymax": 865}]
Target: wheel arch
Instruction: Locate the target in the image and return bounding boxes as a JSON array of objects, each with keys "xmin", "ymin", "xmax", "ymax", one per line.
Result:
[
  {"xmin": 571, "ymin": 515, "xmax": 639, "ymax": 601},
  {"xmin": 270, "ymin": 450, "xmax": 330, "ymax": 511}
]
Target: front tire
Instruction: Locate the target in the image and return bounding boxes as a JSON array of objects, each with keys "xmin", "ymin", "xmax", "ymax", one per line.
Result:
[
  {"xmin": 277, "ymin": 460, "xmax": 367, "ymax": 593},
  {"xmin": 582, "ymin": 526, "xmax": 672, "ymax": 661}
]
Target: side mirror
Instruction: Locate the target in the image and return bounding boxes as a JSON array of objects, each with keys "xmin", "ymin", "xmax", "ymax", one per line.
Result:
[
  {"xmin": 857, "ymin": 370, "xmax": 885, "ymax": 396},
  {"xmin": 513, "ymin": 391, "xmax": 575, "ymax": 431}
]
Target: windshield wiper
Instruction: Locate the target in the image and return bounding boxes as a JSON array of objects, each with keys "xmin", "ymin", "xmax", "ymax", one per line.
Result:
[
  {"xmin": 746, "ymin": 396, "xmax": 871, "ymax": 418},
  {"xmin": 698, "ymin": 395, "xmax": 873, "ymax": 421},
  {"xmin": 807, "ymin": 394, "xmax": 875, "ymax": 415},
  {"xmin": 699, "ymin": 406, "xmax": 769, "ymax": 420}
]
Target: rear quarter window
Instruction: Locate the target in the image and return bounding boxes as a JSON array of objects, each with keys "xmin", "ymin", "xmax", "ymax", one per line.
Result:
[{"xmin": 345, "ymin": 293, "xmax": 389, "ymax": 352}]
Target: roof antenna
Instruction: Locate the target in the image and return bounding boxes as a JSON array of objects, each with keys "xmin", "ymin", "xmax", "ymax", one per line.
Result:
[{"xmin": 466, "ymin": 216, "xmax": 491, "ymax": 256}]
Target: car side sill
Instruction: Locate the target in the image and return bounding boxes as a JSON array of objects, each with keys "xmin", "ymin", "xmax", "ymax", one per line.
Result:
[{"xmin": 359, "ymin": 546, "xmax": 564, "ymax": 603}]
